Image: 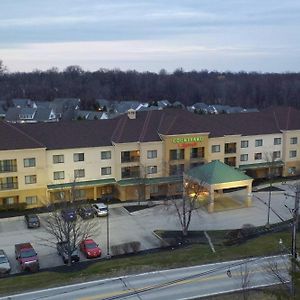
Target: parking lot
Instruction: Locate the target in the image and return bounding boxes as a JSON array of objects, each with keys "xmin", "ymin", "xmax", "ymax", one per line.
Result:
[{"xmin": 0, "ymin": 180, "xmax": 298, "ymax": 275}]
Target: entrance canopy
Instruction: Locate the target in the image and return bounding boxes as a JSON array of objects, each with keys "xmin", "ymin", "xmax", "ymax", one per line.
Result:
[{"xmin": 184, "ymin": 160, "xmax": 253, "ymax": 212}]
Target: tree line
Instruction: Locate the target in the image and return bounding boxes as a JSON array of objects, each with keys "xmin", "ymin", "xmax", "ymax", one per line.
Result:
[{"xmin": 1, "ymin": 61, "xmax": 300, "ymax": 109}]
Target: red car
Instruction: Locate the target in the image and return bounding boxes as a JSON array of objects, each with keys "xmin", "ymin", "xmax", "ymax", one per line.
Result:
[{"xmin": 80, "ymin": 239, "xmax": 101, "ymax": 258}]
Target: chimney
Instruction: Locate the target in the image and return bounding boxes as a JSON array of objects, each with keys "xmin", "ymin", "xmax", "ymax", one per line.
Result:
[{"xmin": 127, "ymin": 109, "xmax": 136, "ymax": 119}]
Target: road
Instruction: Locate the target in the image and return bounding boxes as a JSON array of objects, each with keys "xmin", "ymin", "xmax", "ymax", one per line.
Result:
[{"xmin": 0, "ymin": 255, "xmax": 290, "ymax": 300}]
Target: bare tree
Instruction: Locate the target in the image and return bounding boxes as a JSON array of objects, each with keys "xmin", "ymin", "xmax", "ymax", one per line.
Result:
[
  {"xmin": 172, "ymin": 177, "xmax": 208, "ymax": 237},
  {"xmin": 40, "ymin": 183, "xmax": 96, "ymax": 266},
  {"xmin": 239, "ymin": 262, "xmax": 253, "ymax": 300}
]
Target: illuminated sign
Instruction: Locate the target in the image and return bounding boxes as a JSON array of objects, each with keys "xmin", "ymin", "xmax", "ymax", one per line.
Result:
[{"xmin": 172, "ymin": 136, "xmax": 204, "ymax": 144}]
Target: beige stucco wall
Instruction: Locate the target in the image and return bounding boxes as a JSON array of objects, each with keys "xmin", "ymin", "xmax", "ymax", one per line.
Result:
[
  {"xmin": 46, "ymin": 146, "xmax": 115, "ymax": 184},
  {"xmin": 282, "ymin": 130, "xmax": 300, "ymax": 176}
]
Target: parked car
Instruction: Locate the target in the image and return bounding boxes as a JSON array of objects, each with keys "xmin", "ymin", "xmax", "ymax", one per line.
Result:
[
  {"xmin": 92, "ymin": 203, "xmax": 108, "ymax": 217},
  {"xmin": 77, "ymin": 205, "xmax": 95, "ymax": 219},
  {"xmin": 61, "ymin": 208, "xmax": 77, "ymax": 222},
  {"xmin": 24, "ymin": 214, "xmax": 40, "ymax": 228},
  {"xmin": 15, "ymin": 243, "xmax": 39, "ymax": 272},
  {"xmin": 56, "ymin": 241, "xmax": 80, "ymax": 264},
  {"xmin": 0, "ymin": 250, "xmax": 11, "ymax": 275},
  {"xmin": 80, "ymin": 239, "xmax": 101, "ymax": 258}
]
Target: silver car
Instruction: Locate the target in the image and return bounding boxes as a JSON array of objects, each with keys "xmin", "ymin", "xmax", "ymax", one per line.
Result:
[
  {"xmin": 92, "ymin": 203, "xmax": 108, "ymax": 217},
  {"xmin": 0, "ymin": 249, "xmax": 11, "ymax": 275}
]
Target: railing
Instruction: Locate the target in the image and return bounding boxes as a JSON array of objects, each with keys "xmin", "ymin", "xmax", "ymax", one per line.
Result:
[
  {"xmin": 0, "ymin": 182, "xmax": 18, "ymax": 190},
  {"xmin": 225, "ymin": 148, "xmax": 236, "ymax": 154},
  {"xmin": 121, "ymin": 171, "xmax": 140, "ymax": 179},
  {"xmin": 121, "ymin": 156, "xmax": 140, "ymax": 163},
  {"xmin": 0, "ymin": 166, "xmax": 17, "ymax": 173},
  {"xmin": 190, "ymin": 153, "xmax": 204, "ymax": 159}
]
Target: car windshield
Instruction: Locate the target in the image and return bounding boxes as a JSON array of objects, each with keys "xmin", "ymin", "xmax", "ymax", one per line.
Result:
[
  {"xmin": 86, "ymin": 242, "xmax": 97, "ymax": 249},
  {"xmin": 29, "ymin": 216, "xmax": 38, "ymax": 222},
  {"xmin": 0, "ymin": 256, "xmax": 8, "ymax": 264},
  {"xmin": 99, "ymin": 208, "xmax": 107, "ymax": 212},
  {"xmin": 20, "ymin": 249, "xmax": 36, "ymax": 258}
]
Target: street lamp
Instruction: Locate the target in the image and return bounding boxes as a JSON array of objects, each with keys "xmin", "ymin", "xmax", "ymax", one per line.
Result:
[{"xmin": 106, "ymin": 196, "xmax": 111, "ymax": 259}]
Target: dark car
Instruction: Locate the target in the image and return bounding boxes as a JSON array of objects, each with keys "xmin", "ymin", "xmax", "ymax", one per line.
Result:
[
  {"xmin": 61, "ymin": 208, "xmax": 77, "ymax": 222},
  {"xmin": 24, "ymin": 214, "xmax": 40, "ymax": 229},
  {"xmin": 77, "ymin": 205, "xmax": 95, "ymax": 219},
  {"xmin": 56, "ymin": 241, "xmax": 80, "ymax": 264}
]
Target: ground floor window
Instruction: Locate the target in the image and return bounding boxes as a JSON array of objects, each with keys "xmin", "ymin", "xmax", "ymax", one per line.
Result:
[
  {"xmin": 150, "ymin": 185, "xmax": 159, "ymax": 194},
  {"xmin": 73, "ymin": 189, "xmax": 86, "ymax": 200},
  {"xmin": 53, "ymin": 191, "xmax": 65, "ymax": 201},
  {"xmin": 288, "ymin": 167, "xmax": 296, "ymax": 175},
  {"xmin": 100, "ymin": 185, "xmax": 113, "ymax": 196},
  {"xmin": 26, "ymin": 196, "xmax": 37, "ymax": 205},
  {"xmin": 3, "ymin": 197, "xmax": 15, "ymax": 205}
]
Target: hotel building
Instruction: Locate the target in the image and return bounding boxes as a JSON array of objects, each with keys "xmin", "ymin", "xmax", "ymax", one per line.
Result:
[{"xmin": 0, "ymin": 106, "xmax": 299, "ymax": 208}]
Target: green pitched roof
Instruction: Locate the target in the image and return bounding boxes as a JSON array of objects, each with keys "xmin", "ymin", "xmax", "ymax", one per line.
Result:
[{"xmin": 186, "ymin": 160, "xmax": 252, "ymax": 185}]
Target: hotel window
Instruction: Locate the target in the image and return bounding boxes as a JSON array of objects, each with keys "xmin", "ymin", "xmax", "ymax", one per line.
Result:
[
  {"xmin": 74, "ymin": 189, "xmax": 86, "ymax": 199},
  {"xmin": 53, "ymin": 171, "xmax": 65, "ymax": 180},
  {"xmin": 254, "ymin": 153, "xmax": 262, "ymax": 160},
  {"xmin": 73, "ymin": 153, "xmax": 84, "ymax": 162},
  {"xmin": 273, "ymin": 151, "xmax": 281, "ymax": 159},
  {"xmin": 240, "ymin": 154, "xmax": 248, "ymax": 162},
  {"xmin": 146, "ymin": 166, "xmax": 157, "ymax": 174},
  {"xmin": 150, "ymin": 185, "xmax": 159, "ymax": 194},
  {"xmin": 25, "ymin": 175, "xmax": 37, "ymax": 184},
  {"xmin": 101, "ymin": 151, "xmax": 111, "ymax": 160},
  {"xmin": 169, "ymin": 164, "xmax": 184, "ymax": 176},
  {"xmin": 289, "ymin": 150, "xmax": 297, "ymax": 158},
  {"xmin": 288, "ymin": 167, "xmax": 296, "ymax": 175},
  {"xmin": 54, "ymin": 191, "xmax": 65, "ymax": 201},
  {"xmin": 74, "ymin": 169, "xmax": 85, "ymax": 178},
  {"xmin": 147, "ymin": 150, "xmax": 157, "ymax": 159},
  {"xmin": 3, "ymin": 197, "xmax": 15, "ymax": 205},
  {"xmin": 190, "ymin": 147, "xmax": 204, "ymax": 159},
  {"xmin": 255, "ymin": 139, "xmax": 263, "ymax": 147},
  {"xmin": 169, "ymin": 149, "xmax": 184, "ymax": 160},
  {"xmin": 211, "ymin": 145, "xmax": 220, "ymax": 153},
  {"xmin": 53, "ymin": 155, "xmax": 64, "ymax": 164},
  {"xmin": 290, "ymin": 137, "xmax": 298, "ymax": 145},
  {"xmin": 0, "ymin": 159, "xmax": 17, "ymax": 173},
  {"xmin": 274, "ymin": 138, "xmax": 282, "ymax": 145},
  {"xmin": 26, "ymin": 196, "xmax": 37, "ymax": 205},
  {"xmin": 101, "ymin": 167, "xmax": 111, "ymax": 176},
  {"xmin": 24, "ymin": 158, "xmax": 36, "ymax": 168},
  {"xmin": 241, "ymin": 140, "xmax": 249, "ymax": 148}
]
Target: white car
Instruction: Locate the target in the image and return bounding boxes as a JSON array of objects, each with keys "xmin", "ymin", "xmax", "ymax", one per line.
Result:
[
  {"xmin": 92, "ymin": 203, "xmax": 108, "ymax": 217},
  {"xmin": 0, "ymin": 249, "xmax": 11, "ymax": 274}
]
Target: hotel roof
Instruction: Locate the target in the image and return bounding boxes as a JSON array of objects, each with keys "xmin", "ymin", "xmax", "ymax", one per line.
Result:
[{"xmin": 0, "ymin": 106, "xmax": 299, "ymax": 150}]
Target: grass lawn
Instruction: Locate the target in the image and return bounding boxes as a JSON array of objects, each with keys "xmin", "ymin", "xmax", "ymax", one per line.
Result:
[{"xmin": 0, "ymin": 230, "xmax": 297, "ymax": 297}]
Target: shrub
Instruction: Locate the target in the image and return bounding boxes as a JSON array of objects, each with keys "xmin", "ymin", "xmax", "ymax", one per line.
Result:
[
  {"xmin": 130, "ymin": 241, "xmax": 141, "ymax": 253},
  {"xmin": 0, "ymin": 203, "xmax": 27, "ymax": 212}
]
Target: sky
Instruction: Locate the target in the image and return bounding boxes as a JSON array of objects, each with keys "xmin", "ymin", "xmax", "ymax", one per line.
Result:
[{"xmin": 0, "ymin": 0, "xmax": 300, "ymax": 73}]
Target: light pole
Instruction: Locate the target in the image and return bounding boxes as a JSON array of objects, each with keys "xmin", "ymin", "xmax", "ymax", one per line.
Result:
[
  {"xmin": 284, "ymin": 183, "xmax": 300, "ymax": 298},
  {"xmin": 106, "ymin": 196, "xmax": 111, "ymax": 259}
]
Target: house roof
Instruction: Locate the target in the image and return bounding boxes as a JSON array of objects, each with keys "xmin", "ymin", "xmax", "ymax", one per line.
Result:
[
  {"xmin": 185, "ymin": 160, "xmax": 252, "ymax": 185},
  {"xmin": 0, "ymin": 106, "xmax": 299, "ymax": 151}
]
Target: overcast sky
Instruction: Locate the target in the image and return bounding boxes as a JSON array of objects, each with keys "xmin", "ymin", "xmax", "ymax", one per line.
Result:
[{"xmin": 1, "ymin": 0, "xmax": 300, "ymax": 73}]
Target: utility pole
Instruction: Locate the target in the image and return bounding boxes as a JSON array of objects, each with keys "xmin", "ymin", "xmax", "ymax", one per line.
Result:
[{"xmin": 291, "ymin": 183, "xmax": 300, "ymax": 298}]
